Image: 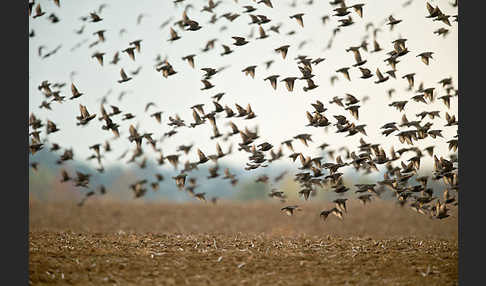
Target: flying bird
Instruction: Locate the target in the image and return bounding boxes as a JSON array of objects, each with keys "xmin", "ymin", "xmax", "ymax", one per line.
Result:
[
  {"xmin": 290, "ymin": 13, "xmax": 304, "ymax": 27},
  {"xmin": 118, "ymin": 68, "xmax": 132, "ymax": 83},
  {"xmin": 281, "ymin": 205, "xmax": 300, "ymax": 216},
  {"xmin": 70, "ymin": 83, "xmax": 83, "ymax": 100},
  {"xmin": 275, "ymin": 45, "xmax": 290, "ymax": 59}
]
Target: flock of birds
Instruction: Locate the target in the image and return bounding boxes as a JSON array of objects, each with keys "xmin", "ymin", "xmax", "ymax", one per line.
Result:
[{"xmin": 29, "ymin": 0, "xmax": 458, "ymax": 222}]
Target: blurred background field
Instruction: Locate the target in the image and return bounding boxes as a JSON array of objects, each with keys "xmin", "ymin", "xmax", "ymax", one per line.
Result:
[{"xmin": 30, "ymin": 199, "xmax": 457, "ymax": 239}]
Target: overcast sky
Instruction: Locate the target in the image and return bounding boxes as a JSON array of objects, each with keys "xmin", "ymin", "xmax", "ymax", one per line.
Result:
[{"xmin": 29, "ymin": 0, "xmax": 458, "ymax": 174}]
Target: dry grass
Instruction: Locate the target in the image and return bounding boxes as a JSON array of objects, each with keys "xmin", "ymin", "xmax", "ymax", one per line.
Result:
[{"xmin": 29, "ymin": 200, "xmax": 457, "ymax": 285}]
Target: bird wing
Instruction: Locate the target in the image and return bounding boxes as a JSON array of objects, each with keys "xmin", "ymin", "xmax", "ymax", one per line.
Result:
[
  {"xmin": 170, "ymin": 28, "xmax": 178, "ymax": 39},
  {"xmin": 120, "ymin": 68, "xmax": 128, "ymax": 80},
  {"xmin": 79, "ymin": 104, "xmax": 88, "ymax": 118},
  {"xmin": 296, "ymin": 16, "xmax": 304, "ymax": 27},
  {"xmin": 270, "ymin": 78, "xmax": 277, "ymax": 89},
  {"xmin": 229, "ymin": 121, "xmax": 239, "ymax": 133},
  {"xmin": 354, "ymin": 6, "xmax": 363, "ymax": 18},
  {"xmin": 197, "ymin": 149, "xmax": 206, "ymax": 161},
  {"xmin": 187, "ymin": 56, "xmax": 194, "ymax": 68},
  {"xmin": 214, "ymin": 101, "xmax": 223, "ymax": 111},
  {"xmin": 97, "ymin": 54, "xmax": 104, "ymax": 65},
  {"xmin": 376, "ymin": 68, "xmax": 384, "ymax": 80},
  {"xmin": 100, "ymin": 105, "xmax": 108, "ymax": 118},
  {"xmin": 145, "ymin": 102, "xmax": 155, "ymax": 112},
  {"xmin": 129, "ymin": 124, "xmax": 138, "ymax": 137},
  {"xmin": 353, "ymin": 50, "xmax": 362, "ymax": 63},
  {"xmin": 192, "ymin": 109, "xmax": 202, "ymax": 122},
  {"xmin": 258, "ymin": 25, "xmax": 266, "ymax": 38},
  {"xmin": 216, "ymin": 143, "xmax": 224, "ymax": 156},
  {"xmin": 202, "ymin": 80, "xmax": 211, "ymax": 88},
  {"xmin": 35, "ymin": 4, "xmax": 42, "ymax": 15},
  {"xmin": 426, "ymin": 2, "xmax": 435, "ymax": 15},
  {"xmin": 235, "ymin": 104, "xmax": 246, "ymax": 114},
  {"xmin": 360, "ymin": 67, "xmax": 370, "ymax": 76},
  {"xmin": 71, "ymin": 83, "xmax": 78, "ymax": 95}
]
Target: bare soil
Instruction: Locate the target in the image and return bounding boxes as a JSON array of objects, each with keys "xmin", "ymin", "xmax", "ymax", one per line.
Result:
[{"xmin": 29, "ymin": 199, "xmax": 458, "ymax": 285}]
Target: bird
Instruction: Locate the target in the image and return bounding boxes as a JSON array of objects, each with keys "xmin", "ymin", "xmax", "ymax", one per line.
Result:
[
  {"xmin": 182, "ymin": 54, "xmax": 196, "ymax": 68},
  {"xmin": 118, "ymin": 68, "xmax": 132, "ymax": 83},
  {"xmin": 168, "ymin": 28, "xmax": 181, "ymax": 41},
  {"xmin": 264, "ymin": 75, "xmax": 280, "ymax": 90},
  {"xmin": 281, "ymin": 205, "xmax": 300, "ymax": 216},
  {"xmin": 90, "ymin": 12, "xmax": 103, "ymax": 22},
  {"xmin": 242, "ymin": 66, "xmax": 257, "ymax": 78},
  {"xmin": 33, "ymin": 4, "xmax": 46, "ymax": 19},
  {"xmin": 130, "ymin": 40, "xmax": 143, "ymax": 53},
  {"xmin": 357, "ymin": 194, "xmax": 373, "ymax": 205},
  {"xmin": 294, "ymin": 134, "xmax": 312, "ymax": 147},
  {"xmin": 402, "ymin": 73, "xmax": 415, "ymax": 89},
  {"xmin": 46, "ymin": 120, "xmax": 60, "ymax": 134},
  {"xmin": 387, "ymin": 15, "xmax": 402, "ymax": 30},
  {"xmin": 30, "ymin": 162, "xmax": 39, "ymax": 172},
  {"xmin": 220, "ymin": 44, "xmax": 234, "ymax": 56},
  {"xmin": 197, "ymin": 149, "xmax": 209, "ymax": 164},
  {"xmin": 232, "ymin": 36, "xmax": 249, "ymax": 46},
  {"xmin": 333, "ymin": 198, "xmax": 348, "ymax": 213},
  {"xmin": 417, "ymin": 52, "xmax": 434, "ymax": 65},
  {"xmin": 28, "ymin": 1, "xmax": 35, "ymax": 17},
  {"xmin": 201, "ymin": 80, "xmax": 215, "ymax": 90},
  {"xmin": 269, "ymin": 189, "xmax": 286, "ymax": 201},
  {"xmin": 434, "ymin": 28, "xmax": 449, "ymax": 37},
  {"xmin": 242, "ymin": 5, "xmax": 257, "ymax": 13},
  {"xmin": 349, "ymin": 48, "xmax": 366, "ymax": 67},
  {"xmin": 92, "ymin": 52, "xmax": 105, "ymax": 66},
  {"xmin": 172, "ymin": 174, "xmax": 187, "ymax": 189},
  {"xmin": 338, "ymin": 16, "xmax": 354, "ymax": 27},
  {"xmin": 257, "ymin": 25, "xmax": 268, "ymax": 39},
  {"xmin": 48, "ymin": 13, "xmax": 60, "ymax": 23},
  {"xmin": 359, "ymin": 67, "xmax": 373, "ymax": 79},
  {"xmin": 70, "ymin": 83, "xmax": 83, "ymax": 100},
  {"xmin": 303, "ymin": 78, "xmax": 318, "ymax": 92},
  {"xmin": 281, "ymin": 77, "xmax": 298, "ymax": 92},
  {"xmin": 93, "ymin": 30, "xmax": 106, "ymax": 42},
  {"xmin": 290, "ymin": 13, "xmax": 304, "ymax": 27},
  {"xmin": 345, "ymin": 105, "xmax": 360, "ymax": 120},
  {"xmin": 352, "ymin": 4, "xmax": 365, "ymax": 18},
  {"xmin": 258, "ymin": 0, "xmax": 273, "ymax": 9},
  {"xmin": 136, "ymin": 13, "xmax": 147, "ymax": 25},
  {"xmin": 333, "ymin": 6, "xmax": 351, "ymax": 17},
  {"xmin": 336, "ymin": 67, "xmax": 351, "ymax": 81},
  {"xmin": 275, "ymin": 45, "xmax": 290, "ymax": 59},
  {"xmin": 110, "ymin": 52, "xmax": 120, "ymax": 65},
  {"xmin": 374, "ymin": 68, "xmax": 389, "ymax": 84},
  {"xmin": 434, "ymin": 13, "xmax": 452, "ymax": 26},
  {"xmin": 371, "ymin": 40, "xmax": 383, "ymax": 53},
  {"xmin": 320, "ymin": 209, "xmax": 335, "ymax": 221},
  {"xmin": 151, "ymin": 112, "xmax": 163, "ymax": 124},
  {"xmin": 385, "ymin": 70, "xmax": 396, "ymax": 79},
  {"xmin": 76, "ymin": 104, "xmax": 96, "ymax": 126},
  {"xmin": 331, "ymin": 208, "xmax": 344, "ymax": 220},
  {"xmin": 194, "ymin": 192, "xmax": 206, "ymax": 202},
  {"xmin": 123, "ymin": 47, "xmax": 136, "ymax": 61}
]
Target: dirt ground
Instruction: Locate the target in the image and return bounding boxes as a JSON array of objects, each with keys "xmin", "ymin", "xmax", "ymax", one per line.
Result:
[{"xmin": 29, "ymin": 199, "xmax": 458, "ymax": 285}]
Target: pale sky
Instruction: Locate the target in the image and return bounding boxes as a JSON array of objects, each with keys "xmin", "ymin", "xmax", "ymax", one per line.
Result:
[{"xmin": 29, "ymin": 0, "xmax": 458, "ymax": 175}]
